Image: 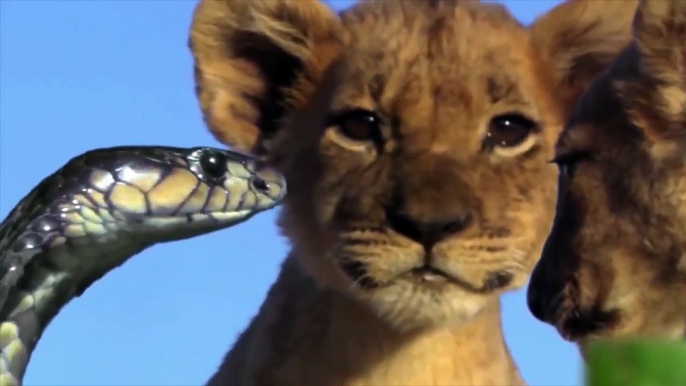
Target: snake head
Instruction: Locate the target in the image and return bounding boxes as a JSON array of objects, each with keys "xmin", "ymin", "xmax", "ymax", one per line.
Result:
[{"xmin": 66, "ymin": 146, "xmax": 287, "ymax": 243}]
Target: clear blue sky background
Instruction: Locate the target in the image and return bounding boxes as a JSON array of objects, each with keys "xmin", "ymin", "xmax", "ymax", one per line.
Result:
[{"xmin": 0, "ymin": 1, "xmax": 582, "ymax": 385}]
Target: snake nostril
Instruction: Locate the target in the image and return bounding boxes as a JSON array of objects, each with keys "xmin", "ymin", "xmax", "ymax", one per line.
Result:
[{"xmin": 251, "ymin": 176, "xmax": 270, "ymax": 192}]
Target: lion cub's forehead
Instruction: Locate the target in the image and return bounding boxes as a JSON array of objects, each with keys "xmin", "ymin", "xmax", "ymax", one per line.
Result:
[{"xmin": 334, "ymin": 0, "xmax": 540, "ymax": 135}]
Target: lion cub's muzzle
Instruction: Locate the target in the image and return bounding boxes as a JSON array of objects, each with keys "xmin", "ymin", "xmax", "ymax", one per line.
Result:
[
  {"xmin": 340, "ymin": 206, "xmax": 475, "ymax": 289},
  {"xmin": 339, "ymin": 201, "xmax": 515, "ymax": 293},
  {"xmin": 385, "ymin": 205, "xmax": 490, "ymax": 287},
  {"xmin": 385, "ymin": 206, "xmax": 473, "ymax": 250}
]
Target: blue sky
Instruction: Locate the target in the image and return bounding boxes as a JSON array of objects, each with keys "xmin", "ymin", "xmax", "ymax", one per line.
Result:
[{"xmin": 0, "ymin": 1, "xmax": 582, "ymax": 385}]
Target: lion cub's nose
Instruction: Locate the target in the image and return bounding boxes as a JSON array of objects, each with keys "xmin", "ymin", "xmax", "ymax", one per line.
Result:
[{"xmin": 387, "ymin": 210, "xmax": 472, "ymax": 249}]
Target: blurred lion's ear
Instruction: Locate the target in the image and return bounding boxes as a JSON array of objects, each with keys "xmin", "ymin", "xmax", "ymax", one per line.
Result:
[
  {"xmin": 189, "ymin": 0, "xmax": 346, "ymax": 156},
  {"xmin": 530, "ymin": 0, "xmax": 638, "ymax": 114},
  {"xmin": 627, "ymin": 0, "xmax": 686, "ymax": 143}
]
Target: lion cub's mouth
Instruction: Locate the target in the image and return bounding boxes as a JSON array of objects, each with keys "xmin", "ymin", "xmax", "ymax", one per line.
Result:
[
  {"xmin": 408, "ymin": 265, "xmax": 453, "ymax": 285},
  {"xmin": 411, "ymin": 265, "xmax": 450, "ymax": 281},
  {"xmin": 406, "ymin": 264, "xmax": 513, "ymax": 293},
  {"xmin": 340, "ymin": 254, "xmax": 515, "ymax": 294}
]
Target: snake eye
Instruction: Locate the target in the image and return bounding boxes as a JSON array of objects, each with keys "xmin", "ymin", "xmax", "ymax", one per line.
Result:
[{"xmin": 199, "ymin": 150, "xmax": 228, "ymax": 179}]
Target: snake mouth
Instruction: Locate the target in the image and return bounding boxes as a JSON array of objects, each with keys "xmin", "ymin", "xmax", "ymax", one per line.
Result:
[
  {"xmin": 138, "ymin": 209, "xmax": 257, "ymax": 225},
  {"xmin": 127, "ymin": 209, "xmax": 263, "ymax": 242}
]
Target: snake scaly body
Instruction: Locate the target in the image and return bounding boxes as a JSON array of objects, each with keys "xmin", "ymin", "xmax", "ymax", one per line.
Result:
[{"xmin": 0, "ymin": 145, "xmax": 286, "ymax": 386}]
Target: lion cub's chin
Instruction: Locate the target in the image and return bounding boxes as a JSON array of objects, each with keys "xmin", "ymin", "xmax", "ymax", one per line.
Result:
[{"xmin": 352, "ymin": 278, "xmax": 491, "ymax": 333}]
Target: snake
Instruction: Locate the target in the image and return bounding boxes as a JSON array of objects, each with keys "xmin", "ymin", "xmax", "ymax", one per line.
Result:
[{"xmin": 0, "ymin": 145, "xmax": 286, "ymax": 386}]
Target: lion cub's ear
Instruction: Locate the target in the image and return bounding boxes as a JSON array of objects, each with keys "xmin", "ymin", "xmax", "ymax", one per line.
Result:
[
  {"xmin": 628, "ymin": 0, "xmax": 686, "ymax": 144},
  {"xmin": 189, "ymin": 0, "xmax": 346, "ymax": 157},
  {"xmin": 530, "ymin": 0, "xmax": 638, "ymax": 113}
]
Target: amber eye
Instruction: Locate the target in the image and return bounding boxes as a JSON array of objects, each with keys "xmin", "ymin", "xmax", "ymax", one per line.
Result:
[
  {"xmin": 329, "ymin": 109, "xmax": 381, "ymax": 142},
  {"xmin": 486, "ymin": 113, "xmax": 539, "ymax": 148}
]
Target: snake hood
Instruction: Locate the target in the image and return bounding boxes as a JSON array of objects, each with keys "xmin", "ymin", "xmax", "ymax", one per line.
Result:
[{"xmin": 0, "ymin": 145, "xmax": 286, "ymax": 385}]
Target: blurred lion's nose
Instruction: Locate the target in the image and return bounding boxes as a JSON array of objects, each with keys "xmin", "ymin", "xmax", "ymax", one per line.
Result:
[
  {"xmin": 527, "ymin": 275, "xmax": 567, "ymax": 324},
  {"xmin": 527, "ymin": 252, "xmax": 569, "ymax": 323},
  {"xmin": 386, "ymin": 209, "xmax": 473, "ymax": 249},
  {"xmin": 527, "ymin": 218, "xmax": 580, "ymax": 324},
  {"xmin": 526, "ymin": 282, "xmax": 548, "ymax": 322}
]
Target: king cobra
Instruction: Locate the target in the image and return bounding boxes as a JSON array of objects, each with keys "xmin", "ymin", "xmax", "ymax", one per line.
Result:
[{"xmin": 0, "ymin": 145, "xmax": 286, "ymax": 385}]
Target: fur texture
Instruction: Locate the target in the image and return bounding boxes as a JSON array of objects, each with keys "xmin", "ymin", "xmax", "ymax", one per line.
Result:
[
  {"xmin": 527, "ymin": 0, "xmax": 686, "ymax": 353},
  {"xmin": 189, "ymin": 0, "xmax": 636, "ymax": 384}
]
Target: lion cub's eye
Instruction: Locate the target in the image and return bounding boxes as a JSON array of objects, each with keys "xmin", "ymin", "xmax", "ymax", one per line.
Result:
[
  {"xmin": 486, "ymin": 113, "xmax": 539, "ymax": 148},
  {"xmin": 328, "ymin": 109, "xmax": 381, "ymax": 142}
]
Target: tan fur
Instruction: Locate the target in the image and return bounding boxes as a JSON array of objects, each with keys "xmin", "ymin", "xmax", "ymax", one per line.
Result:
[
  {"xmin": 527, "ymin": 0, "xmax": 686, "ymax": 352},
  {"xmin": 189, "ymin": 0, "xmax": 636, "ymax": 384}
]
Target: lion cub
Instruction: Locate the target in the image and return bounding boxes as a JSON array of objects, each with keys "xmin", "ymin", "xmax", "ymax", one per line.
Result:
[
  {"xmin": 528, "ymin": 0, "xmax": 686, "ymax": 350},
  {"xmin": 189, "ymin": 0, "xmax": 635, "ymax": 384}
]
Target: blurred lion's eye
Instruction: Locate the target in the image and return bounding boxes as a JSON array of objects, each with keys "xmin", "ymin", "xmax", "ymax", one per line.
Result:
[
  {"xmin": 551, "ymin": 152, "xmax": 591, "ymax": 179},
  {"xmin": 559, "ymin": 163, "xmax": 573, "ymax": 178}
]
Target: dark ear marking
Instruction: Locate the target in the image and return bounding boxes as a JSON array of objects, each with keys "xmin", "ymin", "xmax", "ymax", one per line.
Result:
[
  {"xmin": 189, "ymin": 0, "xmax": 346, "ymax": 156},
  {"xmin": 232, "ymin": 32, "xmax": 305, "ymax": 143}
]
